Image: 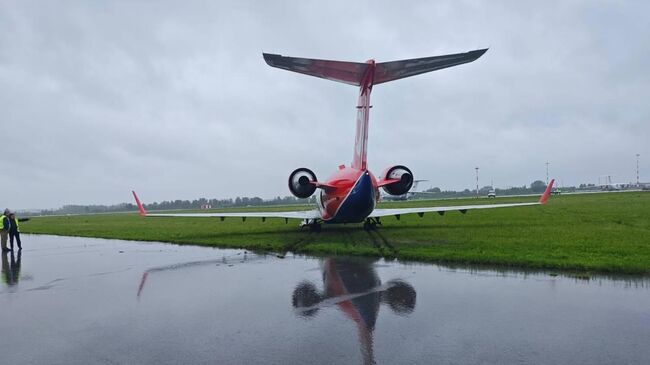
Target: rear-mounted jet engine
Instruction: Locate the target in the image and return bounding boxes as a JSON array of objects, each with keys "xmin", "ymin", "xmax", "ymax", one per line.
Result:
[
  {"xmin": 380, "ymin": 165, "xmax": 414, "ymax": 196},
  {"xmin": 288, "ymin": 168, "xmax": 318, "ymax": 198}
]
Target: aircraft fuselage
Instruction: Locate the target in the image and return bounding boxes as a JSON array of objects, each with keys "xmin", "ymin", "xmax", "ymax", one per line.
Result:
[{"xmin": 316, "ymin": 167, "xmax": 379, "ymax": 223}]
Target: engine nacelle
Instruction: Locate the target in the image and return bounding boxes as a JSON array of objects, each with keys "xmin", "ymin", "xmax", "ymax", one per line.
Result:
[
  {"xmin": 380, "ymin": 165, "xmax": 414, "ymax": 196},
  {"xmin": 288, "ymin": 168, "xmax": 318, "ymax": 198}
]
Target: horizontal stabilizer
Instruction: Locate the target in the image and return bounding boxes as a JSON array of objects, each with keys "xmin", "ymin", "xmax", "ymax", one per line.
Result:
[
  {"xmin": 374, "ymin": 49, "xmax": 487, "ymax": 84},
  {"xmin": 263, "ymin": 53, "xmax": 368, "ymax": 86},
  {"xmin": 263, "ymin": 49, "xmax": 487, "ymax": 86}
]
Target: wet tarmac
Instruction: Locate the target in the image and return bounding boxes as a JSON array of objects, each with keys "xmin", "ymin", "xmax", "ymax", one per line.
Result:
[{"xmin": 1, "ymin": 235, "xmax": 649, "ymax": 365}]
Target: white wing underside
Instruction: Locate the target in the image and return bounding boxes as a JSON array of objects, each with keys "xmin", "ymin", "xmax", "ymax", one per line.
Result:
[
  {"xmin": 145, "ymin": 210, "xmax": 321, "ymax": 220},
  {"xmin": 143, "ymin": 202, "xmax": 539, "ymax": 220},
  {"xmin": 369, "ymin": 202, "xmax": 540, "ymax": 218}
]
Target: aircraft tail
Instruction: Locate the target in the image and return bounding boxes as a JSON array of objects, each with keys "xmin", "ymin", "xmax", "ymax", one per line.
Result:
[
  {"xmin": 262, "ymin": 49, "xmax": 487, "ymax": 86},
  {"xmin": 263, "ymin": 49, "xmax": 487, "ymax": 171}
]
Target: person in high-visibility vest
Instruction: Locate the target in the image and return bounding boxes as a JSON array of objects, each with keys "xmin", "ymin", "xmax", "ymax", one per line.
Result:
[
  {"xmin": 8, "ymin": 213, "xmax": 22, "ymax": 250},
  {"xmin": 0, "ymin": 209, "xmax": 10, "ymax": 252}
]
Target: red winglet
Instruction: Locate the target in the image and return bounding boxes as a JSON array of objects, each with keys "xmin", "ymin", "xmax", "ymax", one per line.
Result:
[
  {"xmin": 538, "ymin": 179, "xmax": 555, "ymax": 205},
  {"xmin": 131, "ymin": 191, "xmax": 148, "ymax": 216}
]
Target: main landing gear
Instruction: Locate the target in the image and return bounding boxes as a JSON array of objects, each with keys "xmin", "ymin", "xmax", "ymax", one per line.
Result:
[
  {"xmin": 300, "ymin": 219, "xmax": 322, "ymax": 232},
  {"xmin": 363, "ymin": 217, "xmax": 381, "ymax": 231}
]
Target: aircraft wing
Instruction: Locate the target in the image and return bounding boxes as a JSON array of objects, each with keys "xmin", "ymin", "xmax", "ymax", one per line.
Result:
[
  {"xmin": 370, "ymin": 179, "xmax": 555, "ymax": 219},
  {"xmin": 144, "ymin": 210, "xmax": 321, "ymax": 220},
  {"xmin": 370, "ymin": 202, "xmax": 539, "ymax": 218},
  {"xmin": 131, "ymin": 191, "xmax": 320, "ymax": 221}
]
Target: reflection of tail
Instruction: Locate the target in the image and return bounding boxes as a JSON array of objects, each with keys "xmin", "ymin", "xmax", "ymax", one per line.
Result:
[{"xmin": 358, "ymin": 322, "xmax": 375, "ymax": 365}]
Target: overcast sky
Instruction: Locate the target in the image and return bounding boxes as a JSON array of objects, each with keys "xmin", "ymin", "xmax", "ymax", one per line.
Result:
[{"xmin": 1, "ymin": 1, "xmax": 649, "ymax": 209}]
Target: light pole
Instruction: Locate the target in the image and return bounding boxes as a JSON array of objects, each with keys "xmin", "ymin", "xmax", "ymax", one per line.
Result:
[
  {"xmin": 637, "ymin": 154, "xmax": 640, "ymax": 186},
  {"xmin": 545, "ymin": 161, "xmax": 550, "ymax": 185},
  {"xmin": 475, "ymin": 167, "xmax": 479, "ymax": 198}
]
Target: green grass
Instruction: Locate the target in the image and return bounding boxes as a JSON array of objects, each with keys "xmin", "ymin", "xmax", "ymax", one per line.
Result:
[{"xmin": 21, "ymin": 191, "xmax": 650, "ymax": 274}]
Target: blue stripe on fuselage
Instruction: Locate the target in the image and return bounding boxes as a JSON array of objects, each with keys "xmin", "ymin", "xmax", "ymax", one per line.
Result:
[{"xmin": 331, "ymin": 172, "xmax": 375, "ymax": 223}]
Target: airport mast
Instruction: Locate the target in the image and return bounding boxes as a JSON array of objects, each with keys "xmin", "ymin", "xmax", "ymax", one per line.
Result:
[
  {"xmin": 637, "ymin": 153, "xmax": 640, "ymax": 186},
  {"xmin": 475, "ymin": 167, "xmax": 479, "ymax": 198}
]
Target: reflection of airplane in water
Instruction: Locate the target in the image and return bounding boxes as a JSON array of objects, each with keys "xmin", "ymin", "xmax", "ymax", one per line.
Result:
[
  {"xmin": 132, "ymin": 48, "xmax": 555, "ymax": 231},
  {"xmin": 1, "ymin": 251, "xmax": 21, "ymax": 287},
  {"xmin": 293, "ymin": 258, "xmax": 416, "ymax": 365},
  {"xmin": 136, "ymin": 252, "xmax": 258, "ymax": 297}
]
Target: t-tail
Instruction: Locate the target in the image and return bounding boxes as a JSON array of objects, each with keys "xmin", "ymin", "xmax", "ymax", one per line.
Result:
[{"xmin": 263, "ymin": 49, "xmax": 488, "ymax": 170}]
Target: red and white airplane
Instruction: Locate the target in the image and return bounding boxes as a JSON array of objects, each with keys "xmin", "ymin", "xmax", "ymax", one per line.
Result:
[{"xmin": 133, "ymin": 49, "xmax": 554, "ymax": 230}]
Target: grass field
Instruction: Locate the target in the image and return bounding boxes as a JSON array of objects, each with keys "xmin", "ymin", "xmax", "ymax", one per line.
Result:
[{"xmin": 21, "ymin": 191, "xmax": 650, "ymax": 274}]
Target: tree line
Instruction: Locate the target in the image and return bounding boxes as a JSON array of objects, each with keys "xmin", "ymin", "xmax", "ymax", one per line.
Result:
[
  {"xmin": 29, "ymin": 195, "xmax": 316, "ymax": 216},
  {"xmin": 419, "ymin": 180, "xmax": 564, "ymax": 198},
  {"xmin": 26, "ymin": 180, "xmax": 601, "ymax": 217}
]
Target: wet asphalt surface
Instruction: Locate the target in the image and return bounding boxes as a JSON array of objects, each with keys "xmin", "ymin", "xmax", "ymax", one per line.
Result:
[{"xmin": 1, "ymin": 234, "xmax": 649, "ymax": 365}]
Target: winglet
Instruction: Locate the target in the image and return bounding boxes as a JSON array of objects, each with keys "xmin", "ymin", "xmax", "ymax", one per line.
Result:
[
  {"xmin": 131, "ymin": 191, "xmax": 147, "ymax": 216},
  {"xmin": 538, "ymin": 179, "xmax": 555, "ymax": 205}
]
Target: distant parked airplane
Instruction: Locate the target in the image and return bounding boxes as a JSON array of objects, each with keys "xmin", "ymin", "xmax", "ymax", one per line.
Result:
[
  {"xmin": 381, "ymin": 179, "xmax": 429, "ymax": 201},
  {"xmin": 133, "ymin": 49, "xmax": 554, "ymax": 230}
]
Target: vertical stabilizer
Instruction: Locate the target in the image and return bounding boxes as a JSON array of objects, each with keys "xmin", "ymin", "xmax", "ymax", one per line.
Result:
[{"xmin": 352, "ymin": 60, "xmax": 375, "ymax": 170}]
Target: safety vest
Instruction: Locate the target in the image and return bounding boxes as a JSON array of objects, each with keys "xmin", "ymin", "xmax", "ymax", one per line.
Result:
[
  {"xmin": 0, "ymin": 215, "xmax": 7, "ymax": 231},
  {"xmin": 13, "ymin": 218, "xmax": 19, "ymax": 232}
]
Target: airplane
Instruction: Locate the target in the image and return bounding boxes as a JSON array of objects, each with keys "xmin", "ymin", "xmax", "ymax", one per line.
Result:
[
  {"xmin": 132, "ymin": 49, "xmax": 555, "ymax": 231},
  {"xmin": 597, "ymin": 175, "xmax": 632, "ymax": 191},
  {"xmin": 380, "ymin": 179, "xmax": 428, "ymax": 201}
]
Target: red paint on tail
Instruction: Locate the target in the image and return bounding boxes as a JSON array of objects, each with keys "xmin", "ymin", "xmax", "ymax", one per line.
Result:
[{"xmin": 352, "ymin": 60, "xmax": 375, "ymax": 170}]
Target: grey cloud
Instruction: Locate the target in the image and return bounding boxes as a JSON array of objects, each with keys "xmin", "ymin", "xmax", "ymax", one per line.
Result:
[{"xmin": 1, "ymin": 1, "xmax": 648, "ymax": 209}]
